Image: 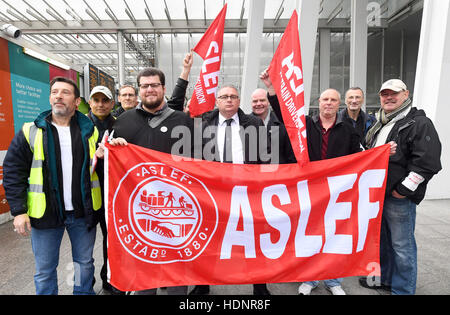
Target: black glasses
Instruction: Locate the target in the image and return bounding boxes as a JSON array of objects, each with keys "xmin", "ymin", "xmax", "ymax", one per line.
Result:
[
  {"xmin": 139, "ymin": 83, "xmax": 163, "ymax": 90},
  {"xmin": 217, "ymin": 95, "xmax": 239, "ymax": 100}
]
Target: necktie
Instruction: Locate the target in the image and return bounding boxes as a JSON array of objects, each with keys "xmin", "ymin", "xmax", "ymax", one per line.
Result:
[{"xmin": 223, "ymin": 119, "xmax": 233, "ymax": 163}]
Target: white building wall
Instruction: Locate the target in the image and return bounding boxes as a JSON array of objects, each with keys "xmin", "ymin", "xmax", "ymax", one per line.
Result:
[{"xmin": 413, "ymin": 0, "xmax": 450, "ymax": 199}]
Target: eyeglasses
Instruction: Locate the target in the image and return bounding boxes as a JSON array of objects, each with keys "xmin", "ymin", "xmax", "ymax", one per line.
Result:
[
  {"xmin": 217, "ymin": 95, "xmax": 239, "ymax": 100},
  {"xmin": 139, "ymin": 83, "xmax": 163, "ymax": 90}
]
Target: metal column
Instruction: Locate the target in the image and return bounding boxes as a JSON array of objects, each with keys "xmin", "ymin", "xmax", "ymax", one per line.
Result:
[
  {"xmin": 117, "ymin": 30, "xmax": 125, "ymax": 86},
  {"xmin": 297, "ymin": 0, "xmax": 320, "ymax": 112},
  {"xmin": 349, "ymin": 0, "xmax": 368, "ymax": 109},
  {"xmin": 319, "ymin": 29, "xmax": 331, "ymax": 92},
  {"xmin": 241, "ymin": 0, "xmax": 265, "ymax": 113}
]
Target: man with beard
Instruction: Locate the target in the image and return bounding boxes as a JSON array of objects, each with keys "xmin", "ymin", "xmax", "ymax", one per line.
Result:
[
  {"xmin": 107, "ymin": 65, "xmax": 193, "ymax": 295},
  {"xmin": 3, "ymin": 77, "xmax": 101, "ymax": 295},
  {"xmin": 112, "ymin": 67, "xmax": 193, "ymax": 156}
]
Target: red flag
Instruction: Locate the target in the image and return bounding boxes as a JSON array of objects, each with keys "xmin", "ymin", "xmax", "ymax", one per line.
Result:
[
  {"xmin": 189, "ymin": 4, "xmax": 227, "ymax": 117},
  {"xmin": 268, "ymin": 11, "xmax": 309, "ymax": 166},
  {"xmin": 106, "ymin": 143, "xmax": 389, "ymax": 291}
]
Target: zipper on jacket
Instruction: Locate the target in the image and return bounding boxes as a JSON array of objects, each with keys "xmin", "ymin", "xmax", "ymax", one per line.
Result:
[{"xmin": 392, "ymin": 119, "xmax": 415, "ymax": 143}]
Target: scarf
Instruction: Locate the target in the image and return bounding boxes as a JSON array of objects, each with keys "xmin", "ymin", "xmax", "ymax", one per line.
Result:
[{"xmin": 365, "ymin": 98, "xmax": 412, "ymax": 148}]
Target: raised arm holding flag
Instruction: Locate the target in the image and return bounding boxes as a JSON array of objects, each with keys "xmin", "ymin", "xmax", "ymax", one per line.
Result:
[{"xmin": 267, "ymin": 11, "xmax": 309, "ymax": 166}]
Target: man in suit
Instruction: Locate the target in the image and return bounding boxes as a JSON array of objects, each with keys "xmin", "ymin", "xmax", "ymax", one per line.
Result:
[
  {"xmin": 251, "ymin": 88, "xmax": 296, "ymax": 164},
  {"xmin": 189, "ymin": 85, "xmax": 271, "ymax": 295},
  {"xmin": 199, "ymin": 85, "xmax": 268, "ymax": 165}
]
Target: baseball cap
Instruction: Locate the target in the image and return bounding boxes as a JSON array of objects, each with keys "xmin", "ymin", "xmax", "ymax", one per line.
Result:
[
  {"xmin": 90, "ymin": 86, "xmax": 113, "ymax": 100},
  {"xmin": 379, "ymin": 79, "xmax": 407, "ymax": 93}
]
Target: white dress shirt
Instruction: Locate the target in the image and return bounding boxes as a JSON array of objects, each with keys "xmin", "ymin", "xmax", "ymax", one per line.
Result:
[{"xmin": 217, "ymin": 112, "xmax": 244, "ymax": 164}]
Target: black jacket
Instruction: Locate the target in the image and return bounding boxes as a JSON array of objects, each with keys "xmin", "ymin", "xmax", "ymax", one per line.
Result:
[
  {"xmin": 251, "ymin": 111, "xmax": 296, "ymax": 164},
  {"xmin": 113, "ymin": 77, "xmax": 192, "ymax": 156},
  {"xmin": 112, "ymin": 77, "xmax": 189, "ymax": 118},
  {"xmin": 86, "ymin": 112, "xmax": 115, "ymax": 220},
  {"xmin": 338, "ymin": 108, "xmax": 376, "ymax": 146},
  {"xmin": 87, "ymin": 111, "xmax": 115, "ymax": 140},
  {"xmin": 167, "ymin": 78, "xmax": 190, "ymax": 112},
  {"xmin": 200, "ymin": 108, "xmax": 268, "ymax": 164},
  {"xmin": 113, "ymin": 104, "xmax": 194, "ymax": 157},
  {"xmin": 112, "ymin": 105, "xmax": 125, "ymax": 118},
  {"xmin": 268, "ymin": 94, "xmax": 361, "ymax": 162},
  {"xmin": 305, "ymin": 115, "xmax": 362, "ymax": 161},
  {"xmin": 379, "ymin": 108, "xmax": 442, "ymax": 204}
]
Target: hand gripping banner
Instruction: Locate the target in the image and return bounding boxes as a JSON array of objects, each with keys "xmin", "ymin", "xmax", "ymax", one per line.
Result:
[
  {"xmin": 105, "ymin": 143, "xmax": 389, "ymax": 292},
  {"xmin": 189, "ymin": 4, "xmax": 227, "ymax": 117},
  {"xmin": 268, "ymin": 11, "xmax": 309, "ymax": 166}
]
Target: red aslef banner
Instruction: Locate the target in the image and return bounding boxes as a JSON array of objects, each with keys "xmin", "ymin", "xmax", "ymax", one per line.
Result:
[
  {"xmin": 268, "ymin": 11, "xmax": 309, "ymax": 166},
  {"xmin": 106, "ymin": 143, "xmax": 389, "ymax": 292},
  {"xmin": 189, "ymin": 4, "xmax": 227, "ymax": 117}
]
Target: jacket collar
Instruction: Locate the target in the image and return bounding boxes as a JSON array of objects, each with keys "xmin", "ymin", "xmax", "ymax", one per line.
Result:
[
  {"xmin": 136, "ymin": 102, "xmax": 168, "ymax": 117},
  {"xmin": 204, "ymin": 108, "xmax": 250, "ymax": 126},
  {"xmin": 311, "ymin": 113, "xmax": 343, "ymax": 125},
  {"xmin": 34, "ymin": 110, "xmax": 95, "ymax": 138},
  {"xmin": 339, "ymin": 108, "xmax": 367, "ymax": 122}
]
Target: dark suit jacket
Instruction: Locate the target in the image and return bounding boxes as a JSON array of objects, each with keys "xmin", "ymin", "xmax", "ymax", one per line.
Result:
[
  {"xmin": 199, "ymin": 108, "xmax": 269, "ymax": 164},
  {"xmin": 251, "ymin": 111, "xmax": 296, "ymax": 164}
]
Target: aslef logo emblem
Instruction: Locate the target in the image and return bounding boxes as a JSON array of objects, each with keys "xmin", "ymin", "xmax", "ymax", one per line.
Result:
[
  {"xmin": 112, "ymin": 163, "xmax": 218, "ymax": 264},
  {"xmin": 133, "ymin": 183, "xmax": 198, "ymax": 246}
]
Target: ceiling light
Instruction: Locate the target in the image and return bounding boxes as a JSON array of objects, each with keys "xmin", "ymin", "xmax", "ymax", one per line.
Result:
[{"xmin": 23, "ymin": 48, "xmax": 71, "ymax": 70}]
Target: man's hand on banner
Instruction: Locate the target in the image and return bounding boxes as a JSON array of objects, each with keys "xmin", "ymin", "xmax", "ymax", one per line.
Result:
[
  {"xmin": 180, "ymin": 50, "xmax": 194, "ymax": 81},
  {"xmin": 95, "ymin": 133, "xmax": 128, "ymax": 159},
  {"xmin": 109, "ymin": 138, "xmax": 128, "ymax": 146},
  {"xmin": 388, "ymin": 141, "xmax": 397, "ymax": 156},
  {"xmin": 259, "ymin": 68, "xmax": 276, "ymax": 96}
]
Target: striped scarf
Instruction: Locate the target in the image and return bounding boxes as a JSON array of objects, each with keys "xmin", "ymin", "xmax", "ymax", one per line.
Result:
[{"xmin": 365, "ymin": 98, "xmax": 412, "ymax": 148}]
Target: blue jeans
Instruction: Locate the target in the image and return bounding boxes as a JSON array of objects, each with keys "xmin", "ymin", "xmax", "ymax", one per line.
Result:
[
  {"xmin": 31, "ymin": 212, "xmax": 97, "ymax": 295},
  {"xmin": 306, "ymin": 278, "xmax": 343, "ymax": 289},
  {"xmin": 380, "ymin": 196, "xmax": 417, "ymax": 295}
]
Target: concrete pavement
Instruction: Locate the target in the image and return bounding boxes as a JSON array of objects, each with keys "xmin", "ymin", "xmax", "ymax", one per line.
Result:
[{"xmin": 1, "ymin": 199, "xmax": 449, "ymax": 295}]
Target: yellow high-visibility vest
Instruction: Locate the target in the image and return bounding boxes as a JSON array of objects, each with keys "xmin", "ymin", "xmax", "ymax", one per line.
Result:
[{"xmin": 22, "ymin": 123, "xmax": 102, "ymax": 218}]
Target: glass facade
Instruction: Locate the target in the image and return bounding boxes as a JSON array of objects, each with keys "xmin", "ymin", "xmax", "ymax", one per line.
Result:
[{"xmin": 155, "ymin": 10, "xmax": 421, "ymax": 115}]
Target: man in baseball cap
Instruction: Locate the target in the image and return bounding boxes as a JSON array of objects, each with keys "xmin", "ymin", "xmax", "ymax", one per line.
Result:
[
  {"xmin": 89, "ymin": 86, "xmax": 114, "ymax": 121},
  {"xmin": 87, "ymin": 86, "xmax": 123, "ymax": 294},
  {"xmin": 361, "ymin": 79, "xmax": 442, "ymax": 294},
  {"xmin": 379, "ymin": 79, "xmax": 408, "ymax": 93}
]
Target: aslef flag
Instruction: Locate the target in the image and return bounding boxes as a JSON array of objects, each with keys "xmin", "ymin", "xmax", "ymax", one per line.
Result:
[
  {"xmin": 105, "ymin": 143, "xmax": 389, "ymax": 292},
  {"xmin": 268, "ymin": 11, "xmax": 309, "ymax": 166},
  {"xmin": 189, "ymin": 4, "xmax": 227, "ymax": 117}
]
